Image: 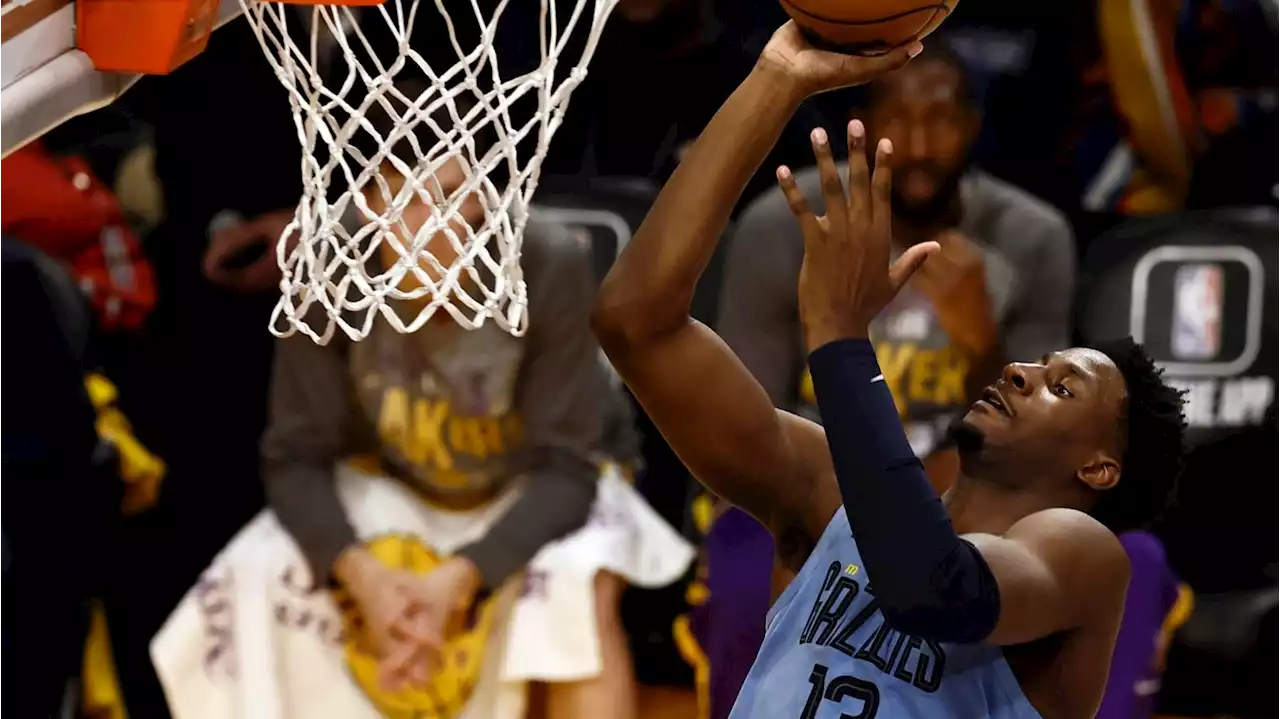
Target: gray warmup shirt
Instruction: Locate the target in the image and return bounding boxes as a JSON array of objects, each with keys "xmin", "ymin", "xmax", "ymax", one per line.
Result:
[
  {"xmin": 719, "ymin": 170, "xmax": 1076, "ymax": 457},
  {"xmin": 261, "ymin": 221, "xmax": 623, "ymax": 589}
]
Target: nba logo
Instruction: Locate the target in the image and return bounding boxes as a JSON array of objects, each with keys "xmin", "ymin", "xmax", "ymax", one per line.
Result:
[{"xmin": 1171, "ymin": 264, "xmax": 1223, "ymax": 360}]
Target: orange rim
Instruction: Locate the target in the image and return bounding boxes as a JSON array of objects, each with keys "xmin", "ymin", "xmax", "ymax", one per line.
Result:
[{"xmin": 265, "ymin": 0, "xmax": 388, "ymax": 5}]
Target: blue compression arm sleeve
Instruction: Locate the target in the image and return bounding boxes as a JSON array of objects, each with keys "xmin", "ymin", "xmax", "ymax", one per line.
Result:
[{"xmin": 808, "ymin": 339, "xmax": 1000, "ymax": 643}]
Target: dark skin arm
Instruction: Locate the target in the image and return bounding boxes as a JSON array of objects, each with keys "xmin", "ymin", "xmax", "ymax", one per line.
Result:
[
  {"xmin": 592, "ymin": 25, "xmax": 917, "ymax": 546},
  {"xmin": 781, "ymin": 121, "xmax": 1130, "ymax": 657},
  {"xmin": 965, "ymin": 509, "xmax": 1128, "ymax": 647}
]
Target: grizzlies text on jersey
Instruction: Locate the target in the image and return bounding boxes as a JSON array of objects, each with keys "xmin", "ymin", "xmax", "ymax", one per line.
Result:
[{"xmin": 729, "ymin": 508, "xmax": 1042, "ymax": 719}]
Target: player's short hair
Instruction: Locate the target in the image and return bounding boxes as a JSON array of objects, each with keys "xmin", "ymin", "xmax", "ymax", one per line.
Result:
[
  {"xmin": 1087, "ymin": 337, "xmax": 1187, "ymax": 532},
  {"xmin": 350, "ymin": 77, "xmax": 497, "ymax": 171},
  {"xmin": 868, "ymin": 38, "xmax": 978, "ymax": 109}
]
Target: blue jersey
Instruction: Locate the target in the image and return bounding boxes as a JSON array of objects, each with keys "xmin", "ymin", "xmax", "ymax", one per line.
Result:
[{"xmin": 729, "ymin": 508, "xmax": 1042, "ymax": 719}]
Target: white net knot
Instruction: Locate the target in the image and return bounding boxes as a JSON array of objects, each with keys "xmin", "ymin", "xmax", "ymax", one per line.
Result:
[{"xmin": 240, "ymin": 0, "xmax": 618, "ymax": 344}]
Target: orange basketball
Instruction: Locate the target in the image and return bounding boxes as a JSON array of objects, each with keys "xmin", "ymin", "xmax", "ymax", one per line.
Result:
[{"xmin": 781, "ymin": 0, "xmax": 958, "ymax": 55}]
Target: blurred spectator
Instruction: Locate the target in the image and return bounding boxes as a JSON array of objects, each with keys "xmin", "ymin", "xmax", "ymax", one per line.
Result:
[
  {"xmin": 687, "ymin": 44, "xmax": 1076, "ymax": 719},
  {"xmin": 2, "ymin": 238, "xmax": 166, "ymax": 718},
  {"xmin": 1, "ymin": 140, "xmax": 157, "ymax": 334},
  {"xmin": 150, "ymin": 83, "xmax": 691, "ymax": 719},
  {"xmin": 2, "ymin": 128, "xmax": 174, "ymax": 716}
]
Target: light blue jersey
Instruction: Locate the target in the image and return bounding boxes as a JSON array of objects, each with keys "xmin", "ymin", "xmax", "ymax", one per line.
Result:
[{"xmin": 728, "ymin": 508, "xmax": 1042, "ymax": 719}]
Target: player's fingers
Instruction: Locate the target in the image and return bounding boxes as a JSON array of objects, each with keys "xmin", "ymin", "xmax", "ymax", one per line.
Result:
[
  {"xmin": 391, "ymin": 610, "xmax": 437, "ymax": 645},
  {"xmin": 777, "ymin": 166, "xmax": 824, "ymax": 240},
  {"xmin": 811, "ymin": 127, "xmax": 847, "ymax": 231},
  {"xmin": 841, "ymin": 42, "xmax": 923, "ymax": 86},
  {"xmin": 846, "ymin": 119, "xmax": 870, "ymax": 222},
  {"xmin": 870, "ymin": 138, "xmax": 894, "ymax": 239},
  {"xmin": 889, "ymin": 241, "xmax": 940, "ymax": 295},
  {"xmin": 410, "ymin": 644, "xmax": 440, "ymax": 687},
  {"xmin": 378, "ymin": 642, "xmax": 417, "ymax": 691}
]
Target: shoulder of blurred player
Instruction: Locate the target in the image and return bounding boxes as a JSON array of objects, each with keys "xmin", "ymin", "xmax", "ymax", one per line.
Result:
[
  {"xmin": 958, "ymin": 171, "xmax": 1076, "ymax": 359},
  {"xmin": 520, "ymin": 218, "xmax": 597, "ymax": 307},
  {"xmin": 961, "ymin": 172, "xmax": 1074, "ymax": 255},
  {"xmin": 744, "ymin": 162, "xmax": 835, "ymax": 228},
  {"xmin": 729, "ymin": 161, "xmax": 830, "ymax": 278}
]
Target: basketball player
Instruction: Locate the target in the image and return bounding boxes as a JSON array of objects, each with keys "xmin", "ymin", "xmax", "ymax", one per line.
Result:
[
  {"xmin": 593, "ymin": 21, "xmax": 1186, "ymax": 718},
  {"xmin": 685, "ymin": 45, "xmax": 1077, "ymax": 717},
  {"xmin": 150, "ymin": 79, "xmax": 693, "ymax": 719}
]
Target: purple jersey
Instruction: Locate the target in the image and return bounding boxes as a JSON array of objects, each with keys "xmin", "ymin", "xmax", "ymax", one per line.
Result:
[
  {"xmin": 1097, "ymin": 531, "xmax": 1183, "ymax": 719},
  {"xmin": 680, "ymin": 506, "xmax": 775, "ymax": 719}
]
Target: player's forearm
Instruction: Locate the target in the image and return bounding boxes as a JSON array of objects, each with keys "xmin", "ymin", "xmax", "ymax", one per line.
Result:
[
  {"xmin": 262, "ymin": 332, "xmax": 359, "ymax": 586},
  {"xmin": 264, "ymin": 461, "xmax": 360, "ymax": 586},
  {"xmin": 455, "ymin": 458, "xmax": 597, "ymax": 590},
  {"xmin": 594, "ymin": 62, "xmax": 805, "ymax": 343},
  {"xmin": 808, "ymin": 339, "xmax": 1000, "ymax": 643}
]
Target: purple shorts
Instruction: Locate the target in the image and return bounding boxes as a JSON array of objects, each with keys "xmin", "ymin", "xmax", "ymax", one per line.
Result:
[{"xmin": 677, "ymin": 505, "xmax": 774, "ymax": 719}]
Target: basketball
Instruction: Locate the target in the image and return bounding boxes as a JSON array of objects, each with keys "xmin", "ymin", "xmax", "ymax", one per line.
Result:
[{"xmin": 781, "ymin": 0, "xmax": 959, "ymax": 54}]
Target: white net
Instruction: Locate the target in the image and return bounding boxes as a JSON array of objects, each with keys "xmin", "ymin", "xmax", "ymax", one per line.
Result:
[{"xmin": 239, "ymin": 0, "xmax": 618, "ymax": 343}]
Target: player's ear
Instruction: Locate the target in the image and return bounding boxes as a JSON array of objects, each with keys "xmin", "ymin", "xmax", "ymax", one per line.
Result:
[{"xmin": 1077, "ymin": 454, "xmax": 1120, "ymax": 491}]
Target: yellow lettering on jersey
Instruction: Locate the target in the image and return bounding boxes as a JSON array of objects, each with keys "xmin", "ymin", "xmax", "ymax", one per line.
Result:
[
  {"xmin": 889, "ymin": 344, "xmax": 971, "ymax": 407},
  {"xmin": 450, "ymin": 416, "xmax": 511, "ymax": 460},
  {"xmin": 845, "ymin": 564, "xmax": 859, "ymax": 575},
  {"xmin": 476, "ymin": 416, "xmax": 506, "ymax": 457},
  {"xmin": 906, "ymin": 346, "xmax": 937, "ymax": 400},
  {"xmin": 411, "ymin": 398, "xmax": 453, "ymax": 470},
  {"xmin": 800, "ymin": 369, "xmax": 816, "ymax": 405},
  {"xmin": 501, "ymin": 414, "xmax": 524, "ymax": 447},
  {"xmin": 380, "ymin": 386, "xmax": 528, "ymax": 474},
  {"xmin": 875, "ymin": 342, "xmax": 914, "ymax": 416},
  {"xmin": 377, "ymin": 386, "xmax": 410, "ymax": 447},
  {"xmin": 797, "ymin": 343, "xmax": 970, "ymax": 415},
  {"xmin": 930, "ymin": 346, "xmax": 969, "ymax": 405}
]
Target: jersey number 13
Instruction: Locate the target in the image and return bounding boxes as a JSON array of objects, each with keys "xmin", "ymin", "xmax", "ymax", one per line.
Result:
[{"xmin": 799, "ymin": 663, "xmax": 880, "ymax": 719}]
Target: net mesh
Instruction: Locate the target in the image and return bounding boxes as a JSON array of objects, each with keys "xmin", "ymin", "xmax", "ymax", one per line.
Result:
[{"xmin": 239, "ymin": 0, "xmax": 617, "ymax": 343}]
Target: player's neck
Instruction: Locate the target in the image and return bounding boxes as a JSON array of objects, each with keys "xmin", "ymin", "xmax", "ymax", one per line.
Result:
[{"xmin": 942, "ymin": 474, "xmax": 1065, "ymax": 536}]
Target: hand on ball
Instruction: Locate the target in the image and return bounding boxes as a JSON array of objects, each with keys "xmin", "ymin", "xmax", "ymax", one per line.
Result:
[{"xmin": 758, "ymin": 21, "xmax": 921, "ymax": 99}]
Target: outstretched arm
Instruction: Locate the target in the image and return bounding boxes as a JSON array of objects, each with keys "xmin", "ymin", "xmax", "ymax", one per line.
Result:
[
  {"xmin": 592, "ymin": 25, "xmax": 916, "ymax": 543},
  {"xmin": 788, "ymin": 121, "xmax": 1129, "ymax": 649}
]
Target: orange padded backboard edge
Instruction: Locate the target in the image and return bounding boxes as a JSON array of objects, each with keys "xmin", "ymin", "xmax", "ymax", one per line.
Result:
[{"xmin": 76, "ymin": 0, "xmax": 221, "ymax": 74}]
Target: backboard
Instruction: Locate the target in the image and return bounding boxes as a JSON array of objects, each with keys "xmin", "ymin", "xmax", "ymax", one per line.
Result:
[{"xmin": 0, "ymin": 0, "xmax": 242, "ymax": 157}]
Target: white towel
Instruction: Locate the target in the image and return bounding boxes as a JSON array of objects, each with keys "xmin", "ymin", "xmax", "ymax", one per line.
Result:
[{"xmin": 151, "ymin": 463, "xmax": 694, "ymax": 719}]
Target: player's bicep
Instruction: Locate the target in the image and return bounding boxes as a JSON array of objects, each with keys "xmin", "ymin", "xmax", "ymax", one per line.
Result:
[
  {"xmin": 608, "ymin": 320, "xmax": 818, "ymax": 534},
  {"xmin": 966, "ymin": 510, "xmax": 1129, "ymax": 646}
]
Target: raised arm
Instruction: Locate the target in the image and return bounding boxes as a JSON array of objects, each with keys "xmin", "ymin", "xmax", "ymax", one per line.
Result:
[
  {"xmin": 787, "ymin": 119, "xmax": 1129, "ymax": 650},
  {"xmin": 591, "ymin": 24, "xmax": 917, "ymax": 541}
]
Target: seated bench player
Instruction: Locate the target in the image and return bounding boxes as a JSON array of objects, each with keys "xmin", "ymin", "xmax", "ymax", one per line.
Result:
[{"xmin": 149, "ymin": 79, "xmax": 694, "ymax": 719}]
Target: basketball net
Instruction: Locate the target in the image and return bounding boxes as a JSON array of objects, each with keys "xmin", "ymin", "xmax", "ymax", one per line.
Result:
[{"xmin": 239, "ymin": 0, "xmax": 618, "ymax": 343}]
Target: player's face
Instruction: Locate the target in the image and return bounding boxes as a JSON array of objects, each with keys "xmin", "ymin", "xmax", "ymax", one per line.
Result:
[
  {"xmin": 367, "ymin": 157, "xmax": 485, "ymax": 288},
  {"xmin": 867, "ymin": 60, "xmax": 976, "ymax": 223},
  {"xmin": 958, "ymin": 348, "xmax": 1126, "ymax": 489}
]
